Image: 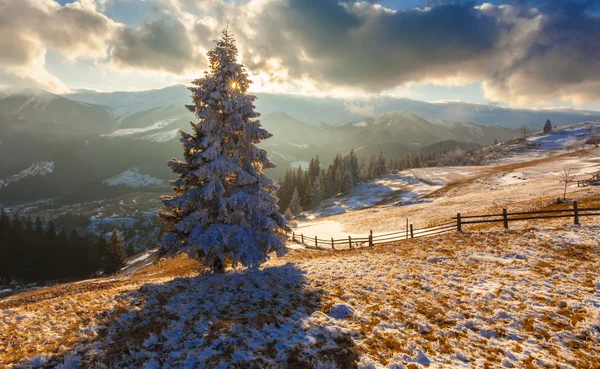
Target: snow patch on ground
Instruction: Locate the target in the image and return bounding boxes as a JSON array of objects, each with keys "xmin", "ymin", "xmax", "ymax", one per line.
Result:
[
  {"xmin": 307, "ymin": 171, "xmax": 442, "ymax": 219},
  {"xmin": 290, "ymin": 160, "xmax": 310, "ymax": 169},
  {"xmin": 526, "ymin": 122, "xmax": 600, "ymax": 150},
  {"xmin": 288, "ymin": 142, "xmax": 310, "ymax": 149},
  {"xmin": 136, "ymin": 128, "xmax": 179, "ymax": 142},
  {"xmin": 0, "ymin": 162, "xmax": 55, "ymax": 188},
  {"xmin": 104, "ymin": 168, "xmax": 166, "ymax": 188},
  {"xmin": 102, "ymin": 119, "xmax": 175, "ymax": 138},
  {"xmin": 9, "ymin": 226, "xmax": 600, "ymax": 368}
]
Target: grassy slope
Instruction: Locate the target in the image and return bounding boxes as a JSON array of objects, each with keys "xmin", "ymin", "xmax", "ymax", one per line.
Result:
[{"xmin": 2, "ymin": 150, "xmax": 600, "ymax": 368}]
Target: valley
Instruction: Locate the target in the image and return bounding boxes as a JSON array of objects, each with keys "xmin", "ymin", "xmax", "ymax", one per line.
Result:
[{"xmin": 2, "ymin": 124, "xmax": 600, "ymax": 368}]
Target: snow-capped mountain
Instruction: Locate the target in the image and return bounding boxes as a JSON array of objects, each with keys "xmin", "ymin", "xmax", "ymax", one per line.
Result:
[
  {"xmin": 65, "ymin": 85, "xmax": 190, "ymax": 123},
  {"xmin": 0, "ymin": 88, "xmax": 113, "ymax": 139}
]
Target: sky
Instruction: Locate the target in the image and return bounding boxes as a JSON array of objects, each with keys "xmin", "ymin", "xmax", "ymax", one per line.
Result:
[{"xmin": 1, "ymin": 0, "xmax": 599, "ymax": 110}]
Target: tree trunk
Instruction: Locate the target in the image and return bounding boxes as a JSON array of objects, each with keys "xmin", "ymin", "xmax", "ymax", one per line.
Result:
[
  {"xmin": 563, "ymin": 183, "xmax": 567, "ymax": 200},
  {"xmin": 213, "ymin": 256, "xmax": 225, "ymax": 273}
]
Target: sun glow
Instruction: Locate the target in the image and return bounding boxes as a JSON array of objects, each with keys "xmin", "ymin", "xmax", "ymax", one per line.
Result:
[{"xmin": 230, "ymin": 81, "xmax": 239, "ymax": 90}]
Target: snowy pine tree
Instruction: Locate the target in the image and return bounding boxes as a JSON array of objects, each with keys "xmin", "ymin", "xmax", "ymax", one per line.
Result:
[
  {"xmin": 158, "ymin": 28, "xmax": 288, "ymax": 273},
  {"xmin": 289, "ymin": 186, "xmax": 302, "ymax": 216}
]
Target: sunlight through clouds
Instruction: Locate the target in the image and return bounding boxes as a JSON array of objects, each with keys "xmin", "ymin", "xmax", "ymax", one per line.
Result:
[{"xmin": 0, "ymin": 0, "xmax": 599, "ymax": 108}]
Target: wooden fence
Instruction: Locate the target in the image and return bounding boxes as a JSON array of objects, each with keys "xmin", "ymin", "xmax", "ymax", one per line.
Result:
[
  {"xmin": 577, "ymin": 173, "xmax": 600, "ymax": 187},
  {"xmin": 291, "ymin": 201, "xmax": 600, "ymax": 250},
  {"xmin": 291, "ymin": 221, "xmax": 456, "ymax": 250},
  {"xmin": 456, "ymin": 201, "xmax": 600, "ymax": 231}
]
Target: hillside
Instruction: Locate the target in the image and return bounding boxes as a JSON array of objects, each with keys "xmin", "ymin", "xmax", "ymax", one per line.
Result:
[
  {"xmin": 0, "ymin": 86, "xmax": 517, "ymax": 207},
  {"xmin": 2, "ymin": 141, "xmax": 600, "ymax": 368}
]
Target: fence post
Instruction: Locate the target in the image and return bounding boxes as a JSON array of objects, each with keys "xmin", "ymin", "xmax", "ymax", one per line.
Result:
[
  {"xmin": 348, "ymin": 236, "xmax": 352, "ymax": 249},
  {"xmin": 314, "ymin": 236, "xmax": 317, "ymax": 248},
  {"xmin": 503, "ymin": 209, "xmax": 508, "ymax": 229},
  {"xmin": 410, "ymin": 224, "xmax": 414, "ymax": 238},
  {"xmin": 369, "ymin": 230, "xmax": 373, "ymax": 246},
  {"xmin": 457, "ymin": 213, "xmax": 462, "ymax": 233},
  {"xmin": 406, "ymin": 218, "xmax": 409, "ymax": 239},
  {"xmin": 574, "ymin": 201, "xmax": 580, "ymax": 225},
  {"xmin": 292, "ymin": 232, "xmax": 295, "ymax": 242},
  {"xmin": 301, "ymin": 234, "xmax": 304, "ymax": 244},
  {"xmin": 331, "ymin": 238, "xmax": 335, "ymax": 250}
]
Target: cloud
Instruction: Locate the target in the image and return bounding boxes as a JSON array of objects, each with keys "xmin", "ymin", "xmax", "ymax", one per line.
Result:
[
  {"xmin": 229, "ymin": 0, "xmax": 600, "ymax": 107},
  {"xmin": 110, "ymin": 16, "xmax": 206, "ymax": 74},
  {"xmin": 236, "ymin": 1, "xmax": 504, "ymax": 91},
  {"xmin": 481, "ymin": 0, "xmax": 600, "ymax": 106},
  {"xmin": 0, "ymin": 0, "xmax": 599, "ymax": 107},
  {"xmin": 344, "ymin": 101, "xmax": 375, "ymax": 116},
  {"xmin": 0, "ymin": 0, "xmax": 117, "ymax": 93}
]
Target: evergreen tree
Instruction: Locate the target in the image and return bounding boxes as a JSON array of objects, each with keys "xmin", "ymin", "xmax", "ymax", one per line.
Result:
[
  {"xmin": 340, "ymin": 170, "xmax": 353, "ymax": 195},
  {"xmin": 289, "ymin": 187, "xmax": 302, "ymax": 216},
  {"xmin": 0, "ymin": 210, "xmax": 10, "ymax": 282},
  {"xmin": 349, "ymin": 149, "xmax": 359, "ymax": 184},
  {"xmin": 101, "ymin": 230, "xmax": 127, "ymax": 275},
  {"xmin": 158, "ymin": 28, "xmax": 288, "ymax": 273},
  {"xmin": 308, "ymin": 155, "xmax": 321, "ymax": 182},
  {"xmin": 310, "ymin": 175, "xmax": 324, "ymax": 208},
  {"xmin": 376, "ymin": 151, "xmax": 387, "ymax": 178},
  {"xmin": 543, "ymin": 119, "xmax": 553, "ymax": 134}
]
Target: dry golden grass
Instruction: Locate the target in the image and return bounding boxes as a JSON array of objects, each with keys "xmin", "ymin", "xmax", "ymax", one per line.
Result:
[{"xmin": 0, "ymin": 255, "xmax": 201, "ymax": 366}]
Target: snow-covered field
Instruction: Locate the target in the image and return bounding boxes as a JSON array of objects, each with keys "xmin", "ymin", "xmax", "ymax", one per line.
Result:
[
  {"xmin": 294, "ymin": 146, "xmax": 600, "ymax": 238},
  {"xmin": 308, "ymin": 171, "xmax": 443, "ymax": 221},
  {"xmin": 3, "ymin": 121, "xmax": 600, "ymax": 368},
  {"xmin": 3, "ymin": 223, "xmax": 599, "ymax": 368},
  {"xmin": 527, "ymin": 121, "xmax": 600, "ymax": 151}
]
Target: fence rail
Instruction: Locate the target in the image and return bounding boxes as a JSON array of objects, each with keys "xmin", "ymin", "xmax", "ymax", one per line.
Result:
[
  {"xmin": 290, "ymin": 200, "xmax": 599, "ymax": 251},
  {"xmin": 291, "ymin": 221, "xmax": 456, "ymax": 250},
  {"xmin": 577, "ymin": 172, "xmax": 600, "ymax": 187}
]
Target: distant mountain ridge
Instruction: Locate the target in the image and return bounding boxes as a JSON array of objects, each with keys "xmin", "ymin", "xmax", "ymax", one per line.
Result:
[
  {"xmin": 62, "ymin": 85, "xmax": 600, "ymax": 129},
  {"xmin": 0, "ymin": 84, "xmax": 592, "ymax": 206}
]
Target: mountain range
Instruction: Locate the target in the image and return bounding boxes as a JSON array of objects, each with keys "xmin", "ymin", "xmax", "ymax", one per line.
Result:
[{"xmin": 1, "ymin": 85, "xmax": 598, "ymax": 206}]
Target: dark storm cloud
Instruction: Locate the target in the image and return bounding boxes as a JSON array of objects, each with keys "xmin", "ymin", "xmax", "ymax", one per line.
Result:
[
  {"xmin": 111, "ymin": 16, "xmax": 207, "ymax": 74},
  {"xmin": 1, "ymin": 0, "xmax": 599, "ymax": 105},
  {"xmin": 233, "ymin": 0, "xmax": 600, "ymax": 105},
  {"xmin": 238, "ymin": 1, "xmax": 508, "ymax": 90},
  {"xmin": 483, "ymin": 0, "xmax": 600, "ymax": 104}
]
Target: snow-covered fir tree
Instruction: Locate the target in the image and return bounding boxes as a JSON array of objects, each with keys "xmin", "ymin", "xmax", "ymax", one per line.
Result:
[
  {"xmin": 288, "ymin": 186, "xmax": 302, "ymax": 216},
  {"xmin": 159, "ymin": 28, "xmax": 288, "ymax": 273}
]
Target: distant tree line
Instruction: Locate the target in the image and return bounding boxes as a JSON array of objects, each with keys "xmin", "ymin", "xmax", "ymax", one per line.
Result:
[
  {"xmin": 0, "ymin": 210, "xmax": 126, "ymax": 284},
  {"xmin": 277, "ymin": 144, "xmax": 484, "ymax": 214}
]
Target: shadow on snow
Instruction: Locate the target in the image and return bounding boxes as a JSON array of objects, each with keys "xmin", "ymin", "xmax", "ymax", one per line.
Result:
[{"xmin": 17, "ymin": 263, "xmax": 358, "ymax": 369}]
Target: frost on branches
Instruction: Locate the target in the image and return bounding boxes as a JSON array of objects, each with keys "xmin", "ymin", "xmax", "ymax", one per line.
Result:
[{"xmin": 159, "ymin": 29, "xmax": 289, "ymax": 272}]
